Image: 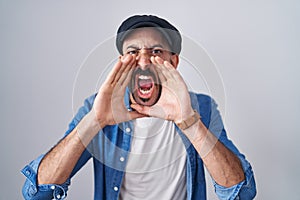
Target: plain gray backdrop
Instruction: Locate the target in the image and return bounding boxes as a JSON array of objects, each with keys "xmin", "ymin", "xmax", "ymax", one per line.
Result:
[{"xmin": 1, "ymin": 0, "xmax": 299, "ymax": 199}]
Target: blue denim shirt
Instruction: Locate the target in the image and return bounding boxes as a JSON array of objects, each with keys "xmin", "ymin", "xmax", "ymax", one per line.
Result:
[{"xmin": 21, "ymin": 92, "xmax": 256, "ymax": 200}]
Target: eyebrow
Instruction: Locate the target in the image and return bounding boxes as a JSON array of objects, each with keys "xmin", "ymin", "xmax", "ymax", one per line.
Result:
[{"xmin": 125, "ymin": 44, "xmax": 165, "ymax": 50}]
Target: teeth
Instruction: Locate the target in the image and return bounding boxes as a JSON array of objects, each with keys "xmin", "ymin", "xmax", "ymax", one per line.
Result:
[
  {"xmin": 139, "ymin": 88, "xmax": 151, "ymax": 94},
  {"xmin": 138, "ymin": 75, "xmax": 151, "ymax": 80},
  {"xmin": 137, "ymin": 75, "xmax": 152, "ymax": 96}
]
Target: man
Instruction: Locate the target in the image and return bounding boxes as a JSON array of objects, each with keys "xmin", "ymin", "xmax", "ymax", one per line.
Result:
[{"xmin": 21, "ymin": 15, "xmax": 256, "ymax": 200}]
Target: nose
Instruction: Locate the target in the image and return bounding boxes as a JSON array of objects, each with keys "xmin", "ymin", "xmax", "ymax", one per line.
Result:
[{"xmin": 136, "ymin": 49, "xmax": 151, "ymax": 70}]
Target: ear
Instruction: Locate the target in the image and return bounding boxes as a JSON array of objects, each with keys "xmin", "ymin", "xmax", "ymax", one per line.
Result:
[{"xmin": 170, "ymin": 54, "xmax": 179, "ymax": 69}]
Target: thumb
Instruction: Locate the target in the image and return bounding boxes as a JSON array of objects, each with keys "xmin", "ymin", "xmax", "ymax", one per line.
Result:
[
  {"xmin": 127, "ymin": 110, "xmax": 148, "ymax": 120},
  {"xmin": 130, "ymin": 104, "xmax": 152, "ymax": 116},
  {"xmin": 131, "ymin": 103, "xmax": 170, "ymax": 120}
]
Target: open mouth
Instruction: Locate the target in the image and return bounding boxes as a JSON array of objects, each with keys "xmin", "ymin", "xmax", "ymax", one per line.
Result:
[
  {"xmin": 136, "ymin": 74, "xmax": 154, "ymax": 100},
  {"xmin": 130, "ymin": 68, "xmax": 161, "ymax": 106}
]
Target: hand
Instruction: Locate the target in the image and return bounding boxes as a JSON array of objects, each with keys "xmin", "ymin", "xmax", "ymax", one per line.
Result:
[
  {"xmin": 92, "ymin": 54, "xmax": 145, "ymax": 128},
  {"xmin": 131, "ymin": 56, "xmax": 194, "ymax": 123}
]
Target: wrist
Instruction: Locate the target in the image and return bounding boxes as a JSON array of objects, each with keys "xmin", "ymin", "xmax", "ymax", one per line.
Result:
[
  {"xmin": 76, "ymin": 110, "xmax": 102, "ymax": 146},
  {"xmin": 175, "ymin": 110, "xmax": 201, "ymax": 130},
  {"xmin": 92, "ymin": 109, "xmax": 108, "ymax": 128}
]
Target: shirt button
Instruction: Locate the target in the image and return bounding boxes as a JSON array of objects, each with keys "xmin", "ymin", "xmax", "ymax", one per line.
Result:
[
  {"xmin": 25, "ymin": 170, "xmax": 31, "ymax": 176},
  {"xmin": 56, "ymin": 194, "xmax": 61, "ymax": 199},
  {"xmin": 125, "ymin": 127, "xmax": 131, "ymax": 133},
  {"xmin": 114, "ymin": 186, "xmax": 119, "ymax": 191},
  {"xmin": 29, "ymin": 185, "xmax": 37, "ymax": 194},
  {"xmin": 50, "ymin": 185, "xmax": 56, "ymax": 190},
  {"xmin": 120, "ymin": 157, "xmax": 125, "ymax": 162}
]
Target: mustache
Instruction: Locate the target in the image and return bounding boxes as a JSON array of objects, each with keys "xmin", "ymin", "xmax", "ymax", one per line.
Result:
[{"xmin": 132, "ymin": 67, "xmax": 156, "ymax": 78}]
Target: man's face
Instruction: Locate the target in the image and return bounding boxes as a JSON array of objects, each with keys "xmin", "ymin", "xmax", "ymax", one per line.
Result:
[{"xmin": 122, "ymin": 27, "xmax": 178, "ymax": 106}]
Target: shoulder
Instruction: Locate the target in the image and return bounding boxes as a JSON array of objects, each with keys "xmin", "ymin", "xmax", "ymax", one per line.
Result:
[
  {"xmin": 65, "ymin": 93, "xmax": 97, "ymax": 135},
  {"xmin": 189, "ymin": 92, "xmax": 216, "ymax": 127},
  {"xmin": 73, "ymin": 93, "xmax": 97, "ymax": 122},
  {"xmin": 189, "ymin": 92, "xmax": 213, "ymax": 110},
  {"xmin": 83, "ymin": 93, "xmax": 97, "ymax": 107},
  {"xmin": 190, "ymin": 92, "xmax": 212, "ymax": 103}
]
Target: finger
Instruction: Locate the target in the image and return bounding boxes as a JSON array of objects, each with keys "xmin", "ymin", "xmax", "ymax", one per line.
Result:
[
  {"xmin": 104, "ymin": 59, "xmax": 123, "ymax": 85},
  {"xmin": 164, "ymin": 60, "xmax": 185, "ymax": 81},
  {"xmin": 156, "ymin": 57, "xmax": 179, "ymax": 81},
  {"xmin": 130, "ymin": 104, "xmax": 152, "ymax": 116},
  {"xmin": 149, "ymin": 56, "xmax": 166, "ymax": 84},
  {"xmin": 156, "ymin": 57, "xmax": 175, "ymax": 72},
  {"xmin": 155, "ymin": 65, "xmax": 168, "ymax": 83},
  {"xmin": 131, "ymin": 103, "xmax": 169, "ymax": 120},
  {"xmin": 129, "ymin": 93, "xmax": 137, "ymax": 104},
  {"xmin": 112, "ymin": 55, "xmax": 132, "ymax": 83},
  {"xmin": 118, "ymin": 66, "xmax": 134, "ymax": 88},
  {"xmin": 154, "ymin": 57, "xmax": 174, "ymax": 81},
  {"xmin": 122, "ymin": 54, "xmax": 136, "ymax": 71},
  {"xmin": 153, "ymin": 55, "xmax": 175, "ymax": 71},
  {"xmin": 163, "ymin": 60, "xmax": 178, "ymax": 73},
  {"xmin": 151, "ymin": 56, "xmax": 178, "ymax": 86},
  {"xmin": 151, "ymin": 56, "xmax": 166, "ymax": 71},
  {"xmin": 127, "ymin": 110, "xmax": 148, "ymax": 120},
  {"xmin": 118, "ymin": 55, "xmax": 136, "ymax": 86},
  {"xmin": 153, "ymin": 56, "xmax": 164, "ymax": 65},
  {"xmin": 112, "ymin": 54, "xmax": 134, "ymax": 84}
]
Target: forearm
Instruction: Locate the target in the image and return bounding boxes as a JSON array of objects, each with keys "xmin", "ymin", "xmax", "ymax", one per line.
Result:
[
  {"xmin": 38, "ymin": 110, "xmax": 101, "ymax": 185},
  {"xmin": 183, "ymin": 120, "xmax": 245, "ymax": 187}
]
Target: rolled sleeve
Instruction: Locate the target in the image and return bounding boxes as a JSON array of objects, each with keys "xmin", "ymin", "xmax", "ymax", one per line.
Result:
[
  {"xmin": 214, "ymin": 163, "xmax": 256, "ymax": 200},
  {"xmin": 214, "ymin": 180, "xmax": 245, "ymax": 200},
  {"xmin": 212, "ymin": 134, "xmax": 257, "ymax": 200},
  {"xmin": 207, "ymin": 97, "xmax": 257, "ymax": 199},
  {"xmin": 21, "ymin": 94, "xmax": 96, "ymax": 199},
  {"xmin": 21, "ymin": 155, "xmax": 70, "ymax": 200}
]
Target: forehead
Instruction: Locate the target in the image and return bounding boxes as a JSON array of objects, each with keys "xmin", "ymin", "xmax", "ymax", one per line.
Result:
[{"xmin": 122, "ymin": 27, "xmax": 169, "ymax": 50}]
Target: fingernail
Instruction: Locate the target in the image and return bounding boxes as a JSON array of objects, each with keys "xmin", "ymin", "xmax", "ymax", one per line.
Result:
[
  {"xmin": 122, "ymin": 54, "xmax": 131, "ymax": 62},
  {"xmin": 132, "ymin": 54, "xmax": 137, "ymax": 61}
]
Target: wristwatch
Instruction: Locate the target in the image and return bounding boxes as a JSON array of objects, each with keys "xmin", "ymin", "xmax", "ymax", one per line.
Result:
[{"xmin": 176, "ymin": 110, "xmax": 201, "ymax": 130}]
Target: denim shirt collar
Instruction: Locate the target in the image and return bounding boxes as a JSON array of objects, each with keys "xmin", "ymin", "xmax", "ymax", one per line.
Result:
[{"xmin": 124, "ymin": 87, "xmax": 132, "ymax": 111}]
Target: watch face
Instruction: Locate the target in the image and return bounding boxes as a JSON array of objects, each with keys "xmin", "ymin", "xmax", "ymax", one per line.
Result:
[{"xmin": 129, "ymin": 67, "xmax": 162, "ymax": 106}]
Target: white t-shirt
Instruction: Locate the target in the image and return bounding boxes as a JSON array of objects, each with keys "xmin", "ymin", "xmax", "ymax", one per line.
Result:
[{"xmin": 119, "ymin": 117, "xmax": 187, "ymax": 200}]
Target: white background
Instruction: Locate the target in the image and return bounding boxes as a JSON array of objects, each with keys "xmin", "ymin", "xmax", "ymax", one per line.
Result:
[{"xmin": 1, "ymin": 0, "xmax": 299, "ymax": 199}]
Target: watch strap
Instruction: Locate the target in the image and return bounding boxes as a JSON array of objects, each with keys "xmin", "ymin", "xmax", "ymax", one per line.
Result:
[{"xmin": 176, "ymin": 110, "xmax": 201, "ymax": 130}]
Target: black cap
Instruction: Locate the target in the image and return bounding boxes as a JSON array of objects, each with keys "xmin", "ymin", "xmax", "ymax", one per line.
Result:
[{"xmin": 116, "ymin": 15, "xmax": 182, "ymax": 55}]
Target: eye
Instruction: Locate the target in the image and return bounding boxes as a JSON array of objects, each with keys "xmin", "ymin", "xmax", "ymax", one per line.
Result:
[
  {"xmin": 127, "ymin": 50, "xmax": 138, "ymax": 55},
  {"xmin": 152, "ymin": 49, "xmax": 163, "ymax": 55}
]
